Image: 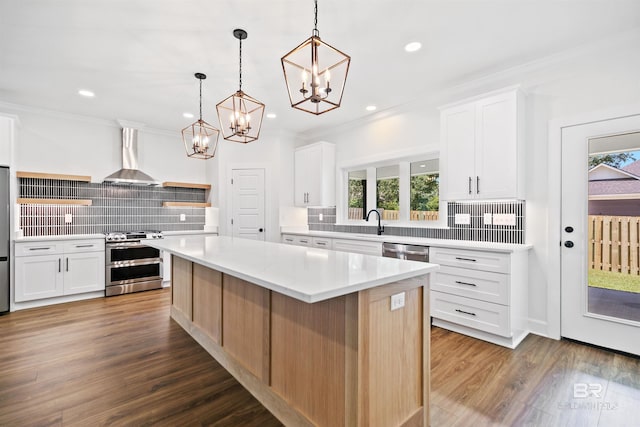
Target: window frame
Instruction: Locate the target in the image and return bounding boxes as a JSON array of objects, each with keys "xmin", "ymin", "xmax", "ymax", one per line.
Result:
[{"xmin": 336, "ymin": 151, "xmax": 447, "ymax": 228}]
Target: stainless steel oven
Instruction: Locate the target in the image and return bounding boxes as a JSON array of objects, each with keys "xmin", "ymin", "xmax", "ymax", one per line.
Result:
[{"xmin": 105, "ymin": 231, "xmax": 163, "ymax": 296}]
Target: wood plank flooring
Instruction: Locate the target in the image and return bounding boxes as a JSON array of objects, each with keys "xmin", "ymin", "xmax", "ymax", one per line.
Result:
[{"xmin": 1, "ymin": 289, "xmax": 638, "ymax": 426}]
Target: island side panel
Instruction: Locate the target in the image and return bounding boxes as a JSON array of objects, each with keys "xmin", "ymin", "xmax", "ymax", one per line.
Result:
[
  {"xmin": 171, "ymin": 255, "xmax": 193, "ymax": 321},
  {"xmin": 358, "ymin": 276, "xmax": 428, "ymax": 427},
  {"xmin": 271, "ymin": 292, "xmax": 349, "ymax": 426},
  {"xmin": 222, "ymin": 274, "xmax": 271, "ymax": 382},
  {"xmin": 192, "ymin": 264, "xmax": 222, "ymax": 343}
]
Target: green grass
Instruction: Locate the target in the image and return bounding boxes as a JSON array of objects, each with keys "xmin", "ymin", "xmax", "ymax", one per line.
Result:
[{"xmin": 588, "ymin": 269, "xmax": 640, "ymax": 294}]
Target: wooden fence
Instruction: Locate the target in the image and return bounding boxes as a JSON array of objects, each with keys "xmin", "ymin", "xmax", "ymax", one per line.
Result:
[
  {"xmin": 348, "ymin": 208, "xmax": 438, "ymax": 221},
  {"xmin": 589, "ymin": 215, "xmax": 640, "ymax": 274}
]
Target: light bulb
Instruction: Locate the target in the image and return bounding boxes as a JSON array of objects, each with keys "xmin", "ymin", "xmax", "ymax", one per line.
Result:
[{"xmin": 325, "ymin": 68, "xmax": 331, "ymax": 84}]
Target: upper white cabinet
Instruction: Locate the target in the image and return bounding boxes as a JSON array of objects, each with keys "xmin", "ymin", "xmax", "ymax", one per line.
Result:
[
  {"xmin": 440, "ymin": 87, "xmax": 525, "ymax": 201},
  {"xmin": 294, "ymin": 141, "xmax": 336, "ymax": 207}
]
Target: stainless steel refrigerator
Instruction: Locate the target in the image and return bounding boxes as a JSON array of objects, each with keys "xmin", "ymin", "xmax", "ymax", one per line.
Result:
[{"xmin": 0, "ymin": 167, "xmax": 8, "ymax": 313}]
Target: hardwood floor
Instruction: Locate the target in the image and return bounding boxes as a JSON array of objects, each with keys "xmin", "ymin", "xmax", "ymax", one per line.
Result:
[{"xmin": 1, "ymin": 290, "xmax": 638, "ymax": 426}]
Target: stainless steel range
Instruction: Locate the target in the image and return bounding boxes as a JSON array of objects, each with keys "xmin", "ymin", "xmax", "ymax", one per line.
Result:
[{"xmin": 104, "ymin": 231, "xmax": 164, "ymax": 296}]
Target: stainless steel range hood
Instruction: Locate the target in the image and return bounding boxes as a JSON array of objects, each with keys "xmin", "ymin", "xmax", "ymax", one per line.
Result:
[{"xmin": 103, "ymin": 127, "xmax": 159, "ymax": 186}]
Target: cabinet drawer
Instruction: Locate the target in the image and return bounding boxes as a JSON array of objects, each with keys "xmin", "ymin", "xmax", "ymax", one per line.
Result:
[
  {"xmin": 430, "ymin": 247, "xmax": 509, "ymax": 273},
  {"xmin": 295, "ymin": 236, "xmax": 312, "ymax": 247},
  {"xmin": 281, "ymin": 234, "xmax": 296, "ymax": 245},
  {"xmin": 430, "ymin": 291, "xmax": 510, "ymax": 337},
  {"xmin": 432, "ymin": 265, "xmax": 509, "ymax": 305},
  {"xmin": 15, "ymin": 242, "xmax": 62, "ymax": 256},
  {"xmin": 312, "ymin": 237, "xmax": 333, "ymax": 250},
  {"xmin": 333, "ymin": 239, "xmax": 382, "ymax": 256},
  {"xmin": 64, "ymin": 239, "xmax": 104, "ymax": 253}
]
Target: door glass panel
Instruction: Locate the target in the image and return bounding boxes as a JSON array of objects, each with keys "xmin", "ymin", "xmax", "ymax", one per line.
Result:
[
  {"xmin": 348, "ymin": 170, "xmax": 367, "ymax": 220},
  {"xmin": 587, "ymin": 135, "xmax": 640, "ymax": 323},
  {"xmin": 410, "ymin": 159, "xmax": 439, "ymax": 221},
  {"xmin": 376, "ymin": 165, "xmax": 400, "ymax": 221}
]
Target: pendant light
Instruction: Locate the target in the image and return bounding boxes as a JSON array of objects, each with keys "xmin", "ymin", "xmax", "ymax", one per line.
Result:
[
  {"xmin": 181, "ymin": 73, "xmax": 220, "ymax": 159},
  {"xmin": 281, "ymin": 0, "xmax": 350, "ymax": 115},
  {"xmin": 216, "ymin": 29, "xmax": 265, "ymax": 143}
]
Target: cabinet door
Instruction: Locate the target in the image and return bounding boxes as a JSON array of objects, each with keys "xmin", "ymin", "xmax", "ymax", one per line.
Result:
[
  {"xmin": 441, "ymin": 103, "xmax": 476, "ymax": 200},
  {"xmin": 64, "ymin": 252, "xmax": 105, "ymax": 295},
  {"xmin": 294, "ymin": 144, "xmax": 322, "ymax": 206},
  {"xmin": 15, "ymin": 255, "xmax": 63, "ymax": 301},
  {"xmin": 475, "ymin": 92, "xmax": 518, "ymax": 199}
]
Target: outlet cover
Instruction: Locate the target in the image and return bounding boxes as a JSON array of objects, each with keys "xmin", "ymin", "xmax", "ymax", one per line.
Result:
[
  {"xmin": 64, "ymin": 213, "xmax": 73, "ymax": 223},
  {"xmin": 494, "ymin": 213, "xmax": 516, "ymax": 226},
  {"xmin": 319, "ymin": 213, "xmax": 323, "ymax": 221},
  {"xmin": 454, "ymin": 213, "xmax": 471, "ymax": 225},
  {"xmin": 483, "ymin": 213, "xmax": 493, "ymax": 226},
  {"xmin": 180, "ymin": 213, "xmax": 186, "ymax": 222},
  {"xmin": 390, "ymin": 292, "xmax": 406, "ymax": 311}
]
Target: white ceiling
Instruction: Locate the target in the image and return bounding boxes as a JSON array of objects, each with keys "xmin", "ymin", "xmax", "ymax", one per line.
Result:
[{"xmin": 1, "ymin": 0, "xmax": 639, "ymax": 136}]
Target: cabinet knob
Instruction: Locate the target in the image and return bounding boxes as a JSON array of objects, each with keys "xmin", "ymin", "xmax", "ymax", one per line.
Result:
[
  {"xmin": 565, "ymin": 226, "xmax": 574, "ymax": 233},
  {"xmin": 564, "ymin": 241, "xmax": 574, "ymax": 248}
]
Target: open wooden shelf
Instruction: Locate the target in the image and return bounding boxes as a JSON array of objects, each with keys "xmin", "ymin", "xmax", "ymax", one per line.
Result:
[
  {"xmin": 162, "ymin": 181, "xmax": 211, "ymax": 190},
  {"xmin": 17, "ymin": 198, "xmax": 93, "ymax": 206},
  {"xmin": 17, "ymin": 171, "xmax": 91, "ymax": 182},
  {"xmin": 162, "ymin": 202, "xmax": 211, "ymax": 208}
]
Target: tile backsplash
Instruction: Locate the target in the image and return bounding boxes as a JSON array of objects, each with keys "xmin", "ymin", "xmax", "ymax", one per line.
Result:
[
  {"xmin": 18, "ymin": 178, "xmax": 206, "ymax": 236},
  {"xmin": 308, "ymin": 201, "xmax": 525, "ymax": 244}
]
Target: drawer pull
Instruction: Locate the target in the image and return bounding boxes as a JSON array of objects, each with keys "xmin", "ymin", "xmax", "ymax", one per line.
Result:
[
  {"xmin": 455, "ymin": 309, "xmax": 477, "ymax": 316},
  {"xmin": 29, "ymin": 247, "xmax": 51, "ymax": 251},
  {"xmin": 455, "ymin": 257, "xmax": 477, "ymax": 262},
  {"xmin": 300, "ymin": 240, "xmax": 309, "ymax": 243},
  {"xmin": 74, "ymin": 244, "xmax": 94, "ymax": 248},
  {"xmin": 455, "ymin": 280, "xmax": 477, "ymax": 287},
  {"xmin": 316, "ymin": 242, "xmax": 326, "ymax": 246}
]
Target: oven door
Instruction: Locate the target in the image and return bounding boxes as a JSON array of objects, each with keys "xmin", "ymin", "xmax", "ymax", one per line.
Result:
[
  {"xmin": 106, "ymin": 259, "xmax": 162, "ymax": 286},
  {"xmin": 106, "ymin": 241, "xmax": 160, "ymax": 265}
]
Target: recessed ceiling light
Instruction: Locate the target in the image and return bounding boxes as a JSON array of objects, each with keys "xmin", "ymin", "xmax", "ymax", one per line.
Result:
[
  {"xmin": 366, "ymin": 105, "xmax": 377, "ymax": 111},
  {"xmin": 266, "ymin": 113, "xmax": 277, "ymax": 119},
  {"xmin": 78, "ymin": 89, "xmax": 95, "ymax": 98},
  {"xmin": 183, "ymin": 112, "xmax": 194, "ymax": 119},
  {"xmin": 404, "ymin": 42, "xmax": 422, "ymax": 53}
]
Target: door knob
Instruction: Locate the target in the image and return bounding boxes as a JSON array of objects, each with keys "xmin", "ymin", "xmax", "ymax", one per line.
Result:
[
  {"xmin": 565, "ymin": 226, "xmax": 574, "ymax": 233},
  {"xmin": 564, "ymin": 241, "xmax": 574, "ymax": 248},
  {"xmin": 258, "ymin": 228, "xmax": 264, "ymax": 232}
]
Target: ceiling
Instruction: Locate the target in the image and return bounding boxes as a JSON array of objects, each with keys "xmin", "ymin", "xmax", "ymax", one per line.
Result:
[{"xmin": 1, "ymin": 0, "xmax": 639, "ymax": 136}]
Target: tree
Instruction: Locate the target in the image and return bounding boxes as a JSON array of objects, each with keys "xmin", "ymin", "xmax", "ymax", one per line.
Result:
[
  {"xmin": 589, "ymin": 153, "xmax": 636, "ymax": 169},
  {"xmin": 376, "ymin": 178, "xmax": 399, "ymax": 211},
  {"xmin": 411, "ymin": 174, "xmax": 439, "ymax": 211}
]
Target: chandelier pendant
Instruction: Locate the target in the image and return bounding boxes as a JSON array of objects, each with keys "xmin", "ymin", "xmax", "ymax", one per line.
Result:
[{"xmin": 181, "ymin": 72, "xmax": 220, "ymax": 160}]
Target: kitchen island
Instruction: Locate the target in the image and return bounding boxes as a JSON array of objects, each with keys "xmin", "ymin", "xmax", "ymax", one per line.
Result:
[{"xmin": 147, "ymin": 235, "xmax": 438, "ymax": 427}]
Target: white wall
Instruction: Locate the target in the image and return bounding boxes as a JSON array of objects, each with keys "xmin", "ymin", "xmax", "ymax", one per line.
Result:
[
  {"xmin": 0, "ymin": 105, "xmax": 207, "ymax": 184},
  {"xmin": 299, "ymin": 33, "xmax": 640, "ymax": 337}
]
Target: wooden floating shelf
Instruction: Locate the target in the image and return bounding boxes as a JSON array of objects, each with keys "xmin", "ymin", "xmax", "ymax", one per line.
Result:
[
  {"xmin": 17, "ymin": 198, "xmax": 93, "ymax": 206},
  {"xmin": 162, "ymin": 202, "xmax": 211, "ymax": 208},
  {"xmin": 162, "ymin": 181, "xmax": 211, "ymax": 190},
  {"xmin": 17, "ymin": 171, "xmax": 91, "ymax": 182}
]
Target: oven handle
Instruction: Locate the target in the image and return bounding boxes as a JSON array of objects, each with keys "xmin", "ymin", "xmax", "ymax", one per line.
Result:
[
  {"xmin": 108, "ymin": 258, "xmax": 162, "ymax": 268},
  {"xmin": 106, "ymin": 242, "xmax": 152, "ymax": 249}
]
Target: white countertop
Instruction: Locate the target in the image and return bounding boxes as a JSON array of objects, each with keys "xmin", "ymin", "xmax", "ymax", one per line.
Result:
[
  {"xmin": 280, "ymin": 228, "xmax": 532, "ymax": 253},
  {"xmin": 147, "ymin": 235, "xmax": 438, "ymax": 303},
  {"xmin": 14, "ymin": 233, "xmax": 105, "ymax": 242}
]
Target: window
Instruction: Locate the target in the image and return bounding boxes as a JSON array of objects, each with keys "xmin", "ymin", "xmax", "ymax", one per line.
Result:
[
  {"xmin": 348, "ymin": 170, "xmax": 367, "ymax": 220},
  {"xmin": 376, "ymin": 165, "xmax": 400, "ymax": 221},
  {"xmin": 410, "ymin": 160, "xmax": 439, "ymax": 221}
]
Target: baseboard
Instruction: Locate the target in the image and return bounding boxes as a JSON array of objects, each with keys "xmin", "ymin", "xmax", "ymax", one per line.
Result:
[
  {"xmin": 12, "ymin": 291, "xmax": 105, "ymax": 311},
  {"xmin": 527, "ymin": 318, "xmax": 552, "ymax": 338}
]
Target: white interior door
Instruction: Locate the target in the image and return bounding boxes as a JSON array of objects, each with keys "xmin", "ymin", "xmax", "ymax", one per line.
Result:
[
  {"xmin": 231, "ymin": 169, "xmax": 265, "ymax": 241},
  {"xmin": 561, "ymin": 114, "xmax": 640, "ymax": 356}
]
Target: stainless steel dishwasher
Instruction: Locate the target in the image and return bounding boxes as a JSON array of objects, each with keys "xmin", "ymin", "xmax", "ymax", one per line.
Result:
[{"xmin": 382, "ymin": 242, "xmax": 429, "ymax": 262}]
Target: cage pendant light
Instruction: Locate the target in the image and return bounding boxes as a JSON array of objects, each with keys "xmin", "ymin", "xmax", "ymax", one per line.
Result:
[
  {"xmin": 181, "ymin": 73, "xmax": 220, "ymax": 159},
  {"xmin": 281, "ymin": 0, "xmax": 350, "ymax": 115},
  {"xmin": 216, "ymin": 29, "xmax": 265, "ymax": 143}
]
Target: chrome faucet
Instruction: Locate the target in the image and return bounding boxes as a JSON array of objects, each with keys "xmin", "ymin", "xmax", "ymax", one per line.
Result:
[{"xmin": 366, "ymin": 209, "xmax": 385, "ymax": 235}]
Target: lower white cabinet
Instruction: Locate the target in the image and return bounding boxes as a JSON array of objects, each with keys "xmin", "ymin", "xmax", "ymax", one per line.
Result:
[
  {"xmin": 429, "ymin": 246, "xmax": 529, "ymax": 348},
  {"xmin": 281, "ymin": 234, "xmax": 382, "ymax": 256},
  {"xmin": 281, "ymin": 234, "xmax": 312, "ymax": 247},
  {"xmin": 15, "ymin": 239, "xmax": 105, "ymax": 302}
]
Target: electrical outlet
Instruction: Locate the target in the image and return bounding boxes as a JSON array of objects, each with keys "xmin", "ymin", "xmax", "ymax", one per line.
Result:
[
  {"xmin": 390, "ymin": 292, "xmax": 405, "ymax": 311},
  {"xmin": 454, "ymin": 213, "xmax": 471, "ymax": 225},
  {"xmin": 494, "ymin": 213, "xmax": 516, "ymax": 226},
  {"xmin": 484, "ymin": 213, "xmax": 493, "ymax": 226},
  {"xmin": 180, "ymin": 213, "xmax": 186, "ymax": 222},
  {"xmin": 64, "ymin": 213, "xmax": 73, "ymax": 223},
  {"xmin": 319, "ymin": 213, "xmax": 323, "ymax": 221}
]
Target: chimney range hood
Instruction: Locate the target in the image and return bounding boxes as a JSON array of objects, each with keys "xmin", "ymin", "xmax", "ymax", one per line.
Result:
[{"xmin": 103, "ymin": 127, "xmax": 159, "ymax": 186}]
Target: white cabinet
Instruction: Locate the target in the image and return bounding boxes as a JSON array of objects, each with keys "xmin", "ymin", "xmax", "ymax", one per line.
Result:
[
  {"xmin": 294, "ymin": 142, "xmax": 336, "ymax": 206},
  {"xmin": 311, "ymin": 237, "xmax": 333, "ymax": 250},
  {"xmin": 332, "ymin": 239, "xmax": 381, "ymax": 256},
  {"xmin": 281, "ymin": 234, "xmax": 312, "ymax": 246},
  {"xmin": 15, "ymin": 239, "xmax": 105, "ymax": 302},
  {"xmin": 429, "ymin": 246, "xmax": 528, "ymax": 349},
  {"xmin": 440, "ymin": 87, "xmax": 524, "ymax": 201}
]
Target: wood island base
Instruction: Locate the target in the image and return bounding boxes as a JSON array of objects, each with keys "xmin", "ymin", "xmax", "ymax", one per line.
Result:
[{"xmin": 170, "ymin": 255, "xmax": 431, "ymax": 427}]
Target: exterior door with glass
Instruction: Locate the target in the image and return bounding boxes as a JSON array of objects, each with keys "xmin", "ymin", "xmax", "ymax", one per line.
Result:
[{"xmin": 561, "ymin": 114, "xmax": 640, "ymax": 356}]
